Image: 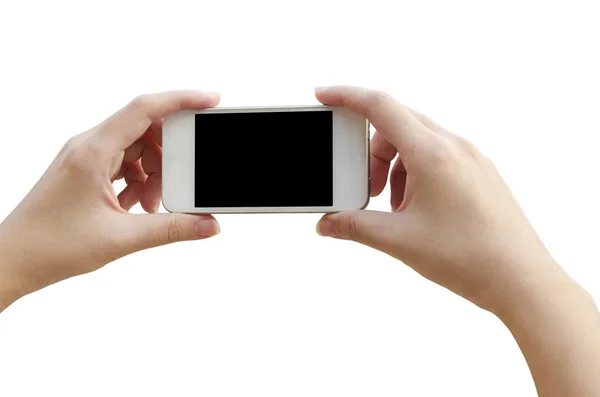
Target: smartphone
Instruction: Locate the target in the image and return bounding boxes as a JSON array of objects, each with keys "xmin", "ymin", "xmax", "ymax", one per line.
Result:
[{"xmin": 162, "ymin": 106, "xmax": 369, "ymax": 213}]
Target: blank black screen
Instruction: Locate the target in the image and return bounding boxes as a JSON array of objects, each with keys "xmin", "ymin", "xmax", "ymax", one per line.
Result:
[{"xmin": 195, "ymin": 111, "xmax": 333, "ymax": 207}]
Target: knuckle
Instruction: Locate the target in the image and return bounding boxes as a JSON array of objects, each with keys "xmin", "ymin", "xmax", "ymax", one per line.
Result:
[
  {"xmin": 425, "ymin": 138, "xmax": 458, "ymax": 165},
  {"xmin": 62, "ymin": 151, "xmax": 85, "ymax": 172},
  {"xmin": 479, "ymin": 151, "xmax": 498, "ymax": 170},
  {"xmin": 367, "ymin": 90, "xmax": 391, "ymax": 104},
  {"xmin": 60, "ymin": 134, "xmax": 104, "ymax": 173},
  {"xmin": 158, "ymin": 218, "xmax": 184, "ymax": 245},
  {"xmin": 60, "ymin": 136, "xmax": 86, "ymax": 171},
  {"xmin": 338, "ymin": 215, "xmax": 359, "ymax": 241},
  {"xmin": 129, "ymin": 94, "xmax": 152, "ymax": 113},
  {"xmin": 424, "ymin": 137, "xmax": 496, "ymax": 176},
  {"xmin": 455, "ymin": 137, "xmax": 498, "ymax": 169},
  {"xmin": 61, "ymin": 132, "xmax": 84, "ymax": 153},
  {"xmin": 457, "ymin": 137, "xmax": 482, "ymax": 158},
  {"xmin": 365, "ymin": 90, "xmax": 392, "ymax": 111},
  {"xmin": 63, "ymin": 136, "xmax": 78, "ymax": 151}
]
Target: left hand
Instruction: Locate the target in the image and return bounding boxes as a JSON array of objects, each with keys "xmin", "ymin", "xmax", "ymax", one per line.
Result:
[{"xmin": 0, "ymin": 91, "xmax": 221, "ymax": 310}]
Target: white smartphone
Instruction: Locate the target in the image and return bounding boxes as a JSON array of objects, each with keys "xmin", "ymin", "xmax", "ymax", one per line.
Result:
[{"xmin": 162, "ymin": 105, "xmax": 369, "ymax": 213}]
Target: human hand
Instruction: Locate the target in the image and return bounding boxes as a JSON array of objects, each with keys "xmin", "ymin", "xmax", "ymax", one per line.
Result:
[
  {"xmin": 315, "ymin": 86, "xmax": 569, "ymax": 312},
  {"xmin": 0, "ymin": 91, "xmax": 221, "ymax": 310}
]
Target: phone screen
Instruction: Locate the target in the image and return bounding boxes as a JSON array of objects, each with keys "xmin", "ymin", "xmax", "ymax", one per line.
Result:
[{"xmin": 195, "ymin": 110, "xmax": 333, "ymax": 207}]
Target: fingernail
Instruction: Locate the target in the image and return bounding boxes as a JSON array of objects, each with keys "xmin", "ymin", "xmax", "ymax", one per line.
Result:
[
  {"xmin": 317, "ymin": 219, "xmax": 339, "ymax": 238},
  {"xmin": 314, "ymin": 86, "xmax": 329, "ymax": 93},
  {"xmin": 195, "ymin": 219, "xmax": 220, "ymax": 238}
]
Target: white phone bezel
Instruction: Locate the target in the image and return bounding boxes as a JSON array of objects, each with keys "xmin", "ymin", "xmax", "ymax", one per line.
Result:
[{"xmin": 162, "ymin": 105, "xmax": 369, "ymax": 213}]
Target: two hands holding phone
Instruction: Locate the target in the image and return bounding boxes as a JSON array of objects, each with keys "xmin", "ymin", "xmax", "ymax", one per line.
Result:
[{"xmin": 1, "ymin": 86, "xmax": 599, "ymax": 396}]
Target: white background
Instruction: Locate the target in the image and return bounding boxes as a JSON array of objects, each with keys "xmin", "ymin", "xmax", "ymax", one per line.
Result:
[{"xmin": 0, "ymin": 1, "xmax": 598, "ymax": 396}]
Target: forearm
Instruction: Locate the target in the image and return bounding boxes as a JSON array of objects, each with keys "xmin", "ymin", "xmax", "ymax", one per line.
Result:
[{"xmin": 495, "ymin": 271, "xmax": 600, "ymax": 397}]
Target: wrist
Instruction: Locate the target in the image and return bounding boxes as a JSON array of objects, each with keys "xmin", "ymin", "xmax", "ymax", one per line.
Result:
[
  {"xmin": 489, "ymin": 262, "xmax": 600, "ymax": 397},
  {"xmin": 0, "ymin": 268, "xmax": 27, "ymax": 313},
  {"xmin": 0, "ymin": 272, "xmax": 26, "ymax": 312},
  {"xmin": 0, "ymin": 228, "xmax": 29, "ymax": 312},
  {"xmin": 489, "ymin": 263, "xmax": 596, "ymax": 325}
]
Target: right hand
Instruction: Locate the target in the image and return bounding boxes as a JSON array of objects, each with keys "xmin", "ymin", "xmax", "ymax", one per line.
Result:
[{"xmin": 315, "ymin": 86, "xmax": 569, "ymax": 312}]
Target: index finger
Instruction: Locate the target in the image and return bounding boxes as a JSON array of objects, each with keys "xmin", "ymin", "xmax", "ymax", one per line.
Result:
[
  {"xmin": 315, "ymin": 86, "xmax": 430, "ymax": 156},
  {"xmin": 99, "ymin": 90, "xmax": 220, "ymax": 150}
]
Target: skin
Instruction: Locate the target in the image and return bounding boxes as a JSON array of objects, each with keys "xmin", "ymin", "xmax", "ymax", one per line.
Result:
[
  {"xmin": 1, "ymin": 86, "xmax": 599, "ymax": 395},
  {"xmin": 315, "ymin": 86, "xmax": 600, "ymax": 397},
  {"xmin": 0, "ymin": 91, "xmax": 222, "ymax": 307}
]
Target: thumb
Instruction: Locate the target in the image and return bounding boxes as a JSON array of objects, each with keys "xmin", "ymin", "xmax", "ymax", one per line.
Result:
[
  {"xmin": 317, "ymin": 210, "xmax": 402, "ymax": 253},
  {"xmin": 122, "ymin": 213, "xmax": 220, "ymax": 252}
]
